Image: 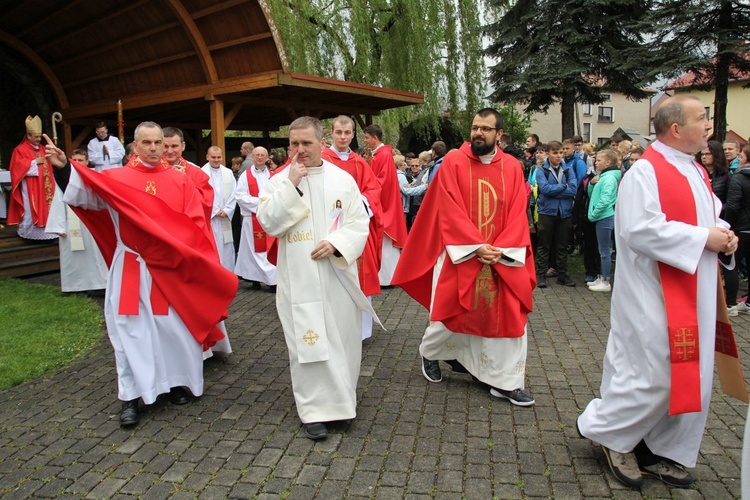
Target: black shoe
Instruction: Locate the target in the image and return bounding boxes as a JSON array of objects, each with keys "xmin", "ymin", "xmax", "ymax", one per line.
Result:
[
  {"xmin": 639, "ymin": 459, "xmax": 694, "ymax": 488},
  {"xmin": 169, "ymin": 387, "xmax": 190, "ymax": 405},
  {"xmin": 421, "ymin": 356, "xmax": 442, "ymax": 383},
  {"xmin": 537, "ymin": 275, "xmax": 547, "ymax": 288},
  {"xmin": 489, "ymin": 387, "xmax": 535, "ymax": 407},
  {"xmin": 268, "ymin": 285, "xmax": 277, "ymax": 293},
  {"xmin": 251, "ymin": 281, "xmax": 261, "ymax": 290},
  {"xmin": 303, "ymin": 422, "xmax": 328, "ymax": 440},
  {"xmin": 557, "ymin": 275, "xmax": 576, "ymax": 287},
  {"xmin": 445, "ymin": 359, "xmax": 469, "ymax": 374},
  {"xmin": 119, "ymin": 399, "xmax": 139, "ymax": 427}
]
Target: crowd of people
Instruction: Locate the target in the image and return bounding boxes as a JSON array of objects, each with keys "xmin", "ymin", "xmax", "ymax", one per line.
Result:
[{"xmin": 3, "ymin": 98, "xmax": 749, "ymax": 490}]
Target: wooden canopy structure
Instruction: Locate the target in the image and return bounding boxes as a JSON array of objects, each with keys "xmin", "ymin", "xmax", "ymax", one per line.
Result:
[{"xmin": 0, "ymin": 0, "xmax": 423, "ymax": 155}]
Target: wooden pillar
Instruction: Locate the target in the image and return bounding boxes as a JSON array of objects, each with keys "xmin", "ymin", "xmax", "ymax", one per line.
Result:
[
  {"xmin": 62, "ymin": 123, "xmax": 72, "ymax": 153},
  {"xmin": 194, "ymin": 129, "xmax": 206, "ymax": 162},
  {"xmin": 209, "ymin": 98, "xmax": 225, "ymax": 153}
]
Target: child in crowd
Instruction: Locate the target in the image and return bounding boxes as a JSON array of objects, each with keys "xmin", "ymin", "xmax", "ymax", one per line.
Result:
[{"xmin": 586, "ymin": 149, "xmax": 622, "ymax": 292}]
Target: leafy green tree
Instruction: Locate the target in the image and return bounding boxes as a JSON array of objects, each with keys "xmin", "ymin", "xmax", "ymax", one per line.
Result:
[
  {"xmin": 266, "ymin": 0, "xmax": 486, "ymax": 143},
  {"xmin": 648, "ymin": 0, "xmax": 750, "ymax": 142},
  {"xmin": 483, "ymin": 0, "xmax": 656, "ymax": 139}
]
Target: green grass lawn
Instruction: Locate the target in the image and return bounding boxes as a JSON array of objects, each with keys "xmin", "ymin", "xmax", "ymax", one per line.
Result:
[{"xmin": 0, "ymin": 279, "xmax": 103, "ymax": 391}]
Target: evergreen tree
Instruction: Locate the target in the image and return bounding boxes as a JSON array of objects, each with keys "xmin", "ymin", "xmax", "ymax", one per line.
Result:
[
  {"xmin": 266, "ymin": 0, "xmax": 486, "ymax": 143},
  {"xmin": 483, "ymin": 0, "xmax": 656, "ymax": 139},
  {"xmin": 649, "ymin": 0, "xmax": 750, "ymax": 142}
]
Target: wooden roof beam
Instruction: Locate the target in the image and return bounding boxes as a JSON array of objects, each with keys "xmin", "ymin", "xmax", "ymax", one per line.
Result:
[
  {"xmin": 17, "ymin": 0, "xmax": 88, "ymax": 39},
  {"xmin": 192, "ymin": 0, "xmax": 252, "ymax": 19},
  {"xmin": 53, "ymin": 22, "xmax": 181, "ymax": 69},
  {"xmin": 0, "ymin": 29, "xmax": 68, "ymax": 108},
  {"xmin": 63, "ymin": 51, "xmax": 196, "ymax": 89},
  {"xmin": 221, "ymin": 94, "xmax": 382, "ymax": 117},
  {"xmin": 166, "ymin": 0, "xmax": 218, "ymax": 83},
  {"xmin": 207, "ymin": 33, "xmax": 273, "ymax": 52},
  {"xmin": 62, "ymin": 72, "xmax": 280, "ymax": 120},
  {"xmin": 36, "ymin": 0, "xmax": 152, "ymax": 52}
]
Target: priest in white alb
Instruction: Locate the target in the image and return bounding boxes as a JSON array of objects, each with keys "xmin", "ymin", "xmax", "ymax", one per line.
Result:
[
  {"xmin": 234, "ymin": 146, "xmax": 276, "ymax": 290},
  {"xmin": 45, "ymin": 149, "xmax": 107, "ymax": 293},
  {"xmin": 577, "ymin": 95, "xmax": 739, "ymax": 489},
  {"xmin": 202, "ymin": 146, "xmax": 237, "ymax": 271},
  {"xmin": 257, "ymin": 117, "xmax": 374, "ymax": 441}
]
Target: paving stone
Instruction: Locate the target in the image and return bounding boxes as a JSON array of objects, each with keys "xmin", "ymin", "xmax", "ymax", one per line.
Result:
[{"xmin": 3, "ymin": 277, "xmax": 747, "ymax": 499}]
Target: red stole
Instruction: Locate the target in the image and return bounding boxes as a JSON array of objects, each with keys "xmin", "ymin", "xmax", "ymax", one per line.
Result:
[
  {"xmin": 644, "ymin": 146, "xmax": 748, "ymax": 414},
  {"xmin": 393, "ymin": 143, "xmax": 535, "ymax": 338},
  {"xmin": 322, "ymin": 148, "xmax": 385, "ymax": 297},
  {"xmin": 7, "ymin": 138, "xmax": 56, "ymax": 226},
  {"xmin": 246, "ymin": 170, "xmax": 269, "ymax": 252}
]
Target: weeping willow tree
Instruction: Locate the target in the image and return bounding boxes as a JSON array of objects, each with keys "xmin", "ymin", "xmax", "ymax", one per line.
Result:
[{"xmin": 266, "ymin": 0, "xmax": 487, "ymax": 142}]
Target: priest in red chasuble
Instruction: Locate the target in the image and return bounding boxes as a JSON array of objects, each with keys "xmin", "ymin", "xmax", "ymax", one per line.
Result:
[
  {"xmin": 46, "ymin": 122, "xmax": 237, "ymax": 429},
  {"xmin": 577, "ymin": 95, "xmax": 740, "ymax": 489},
  {"xmin": 393, "ymin": 108, "xmax": 536, "ymax": 407},
  {"xmin": 7, "ymin": 115, "xmax": 58, "ymax": 240},
  {"xmin": 363, "ymin": 124, "xmax": 408, "ymax": 286},
  {"xmin": 322, "ymin": 115, "xmax": 384, "ymax": 340}
]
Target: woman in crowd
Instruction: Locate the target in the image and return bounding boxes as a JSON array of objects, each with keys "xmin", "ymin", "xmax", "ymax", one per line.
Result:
[
  {"xmin": 586, "ymin": 149, "xmax": 621, "ymax": 293},
  {"xmin": 723, "ymin": 144, "xmax": 750, "ymax": 315},
  {"xmin": 697, "ymin": 140, "xmax": 730, "ymax": 205}
]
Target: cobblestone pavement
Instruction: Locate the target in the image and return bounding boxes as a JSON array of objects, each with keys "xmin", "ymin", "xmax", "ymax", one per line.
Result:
[{"xmin": 1, "ymin": 273, "xmax": 747, "ymax": 498}]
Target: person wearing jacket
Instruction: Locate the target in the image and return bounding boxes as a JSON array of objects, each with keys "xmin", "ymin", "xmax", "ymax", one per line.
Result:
[
  {"xmin": 587, "ymin": 149, "xmax": 622, "ymax": 292},
  {"xmin": 535, "ymin": 140, "xmax": 577, "ymax": 287},
  {"xmin": 721, "ymin": 144, "xmax": 750, "ymax": 315}
]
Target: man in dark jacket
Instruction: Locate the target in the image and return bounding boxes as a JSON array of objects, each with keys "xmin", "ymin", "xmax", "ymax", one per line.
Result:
[{"xmin": 535, "ymin": 140, "xmax": 577, "ymax": 287}]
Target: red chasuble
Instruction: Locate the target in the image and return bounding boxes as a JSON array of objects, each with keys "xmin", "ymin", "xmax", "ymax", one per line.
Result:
[
  {"xmin": 70, "ymin": 157, "xmax": 238, "ymax": 349},
  {"xmin": 7, "ymin": 138, "xmax": 56, "ymax": 227},
  {"xmin": 393, "ymin": 143, "xmax": 535, "ymax": 338},
  {"xmin": 245, "ymin": 170, "xmax": 272, "ymax": 252},
  {"xmin": 368, "ymin": 144, "xmax": 408, "ymax": 248},
  {"xmin": 322, "ymin": 148, "xmax": 385, "ymax": 297}
]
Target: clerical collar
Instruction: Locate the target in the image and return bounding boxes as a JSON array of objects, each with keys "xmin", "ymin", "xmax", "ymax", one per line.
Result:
[
  {"xmin": 372, "ymin": 143, "xmax": 384, "ymax": 154},
  {"xmin": 478, "ymin": 149, "xmax": 497, "ymax": 165},
  {"xmin": 253, "ymin": 166, "xmax": 267, "ymax": 173},
  {"xmin": 96, "ymin": 135, "xmax": 110, "ymax": 142},
  {"xmin": 330, "ymin": 146, "xmax": 351, "ymax": 161}
]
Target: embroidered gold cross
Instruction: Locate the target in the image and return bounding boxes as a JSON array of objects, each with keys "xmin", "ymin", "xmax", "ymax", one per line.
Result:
[
  {"xmin": 303, "ymin": 329, "xmax": 319, "ymax": 346},
  {"xmin": 255, "ymin": 231, "xmax": 265, "ymax": 239},
  {"xmin": 673, "ymin": 327, "xmax": 697, "ymax": 361}
]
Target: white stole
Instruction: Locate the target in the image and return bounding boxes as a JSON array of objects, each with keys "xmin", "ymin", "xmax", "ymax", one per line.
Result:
[{"xmin": 286, "ymin": 168, "xmax": 383, "ymax": 364}]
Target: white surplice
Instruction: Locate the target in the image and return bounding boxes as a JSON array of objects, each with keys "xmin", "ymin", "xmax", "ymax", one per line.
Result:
[
  {"xmin": 63, "ymin": 167, "xmax": 204, "ymax": 404},
  {"xmin": 45, "ymin": 187, "xmax": 107, "ymax": 292},
  {"xmin": 234, "ymin": 168, "xmax": 277, "ymax": 285},
  {"xmin": 578, "ymin": 140, "xmax": 725, "ymax": 468},
  {"xmin": 378, "ymin": 236, "xmax": 400, "ymax": 286},
  {"xmin": 257, "ymin": 161, "xmax": 369, "ymax": 423},
  {"xmin": 201, "ymin": 165, "xmax": 237, "ymax": 271},
  {"xmin": 87, "ymin": 136, "xmax": 126, "ymax": 172}
]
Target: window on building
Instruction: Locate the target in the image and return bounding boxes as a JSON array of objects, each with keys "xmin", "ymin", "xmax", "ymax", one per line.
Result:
[
  {"xmin": 705, "ymin": 107, "xmax": 711, "ymax": 121},
  {"xmin": 583, "ymin": 123, "xmax": 591, "ymax": 143},
  {"xmin": 582, "ymin": 103, "xmax": 593, "ymax": 116},
  {"xmin": 598, "ymin": 106, "xmax": 614, "ymax": 123},
  {"xmin": 601, "ymin": 94, "xmax": 611, "ymax": 101},
  {"xmin": 597, "ymin": 137, "xmax": 610, "ymax": 146}
]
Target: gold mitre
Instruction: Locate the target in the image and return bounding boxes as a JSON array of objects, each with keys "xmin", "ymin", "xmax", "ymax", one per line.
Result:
[{"xmin": 25, "ymin": 115, "xmax": 42, "ymax": 134}]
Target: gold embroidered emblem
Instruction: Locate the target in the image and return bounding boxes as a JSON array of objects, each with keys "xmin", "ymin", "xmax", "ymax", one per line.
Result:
[
  {"xmin": 303, "ymin": 329, "xmax": 319, "ymax": 346},
  {"xmin": 145, "ymin": 181, "xmax": 157, "ymax": 196},
  {"xmin": 673, "ymin": 327, "xmax": 697, "ymax": 361},
  {"xmin": 474, "ymin": 264, "xmax": 497, "ymax": 310},
  {"xmin": 480, "ymin": 352, "xmax": 489, "ymax": 366},
  {"xmin": 444, "ymin": 342, "xmax": 457, "ymax": 350},
  {"xmin": 70, "ymin": 229, "xmax": 82, "ymax": 238},
  {"xmin": 477, "ymin": 178, "xmax": 498, "ymax": 241},
  {"xmin": 255, "ymin": 231, "xmax": 265, "ymax": 239},
  {"xmin": 514, "ymin": 361, "xmax": 525, "ymax": 374}
]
